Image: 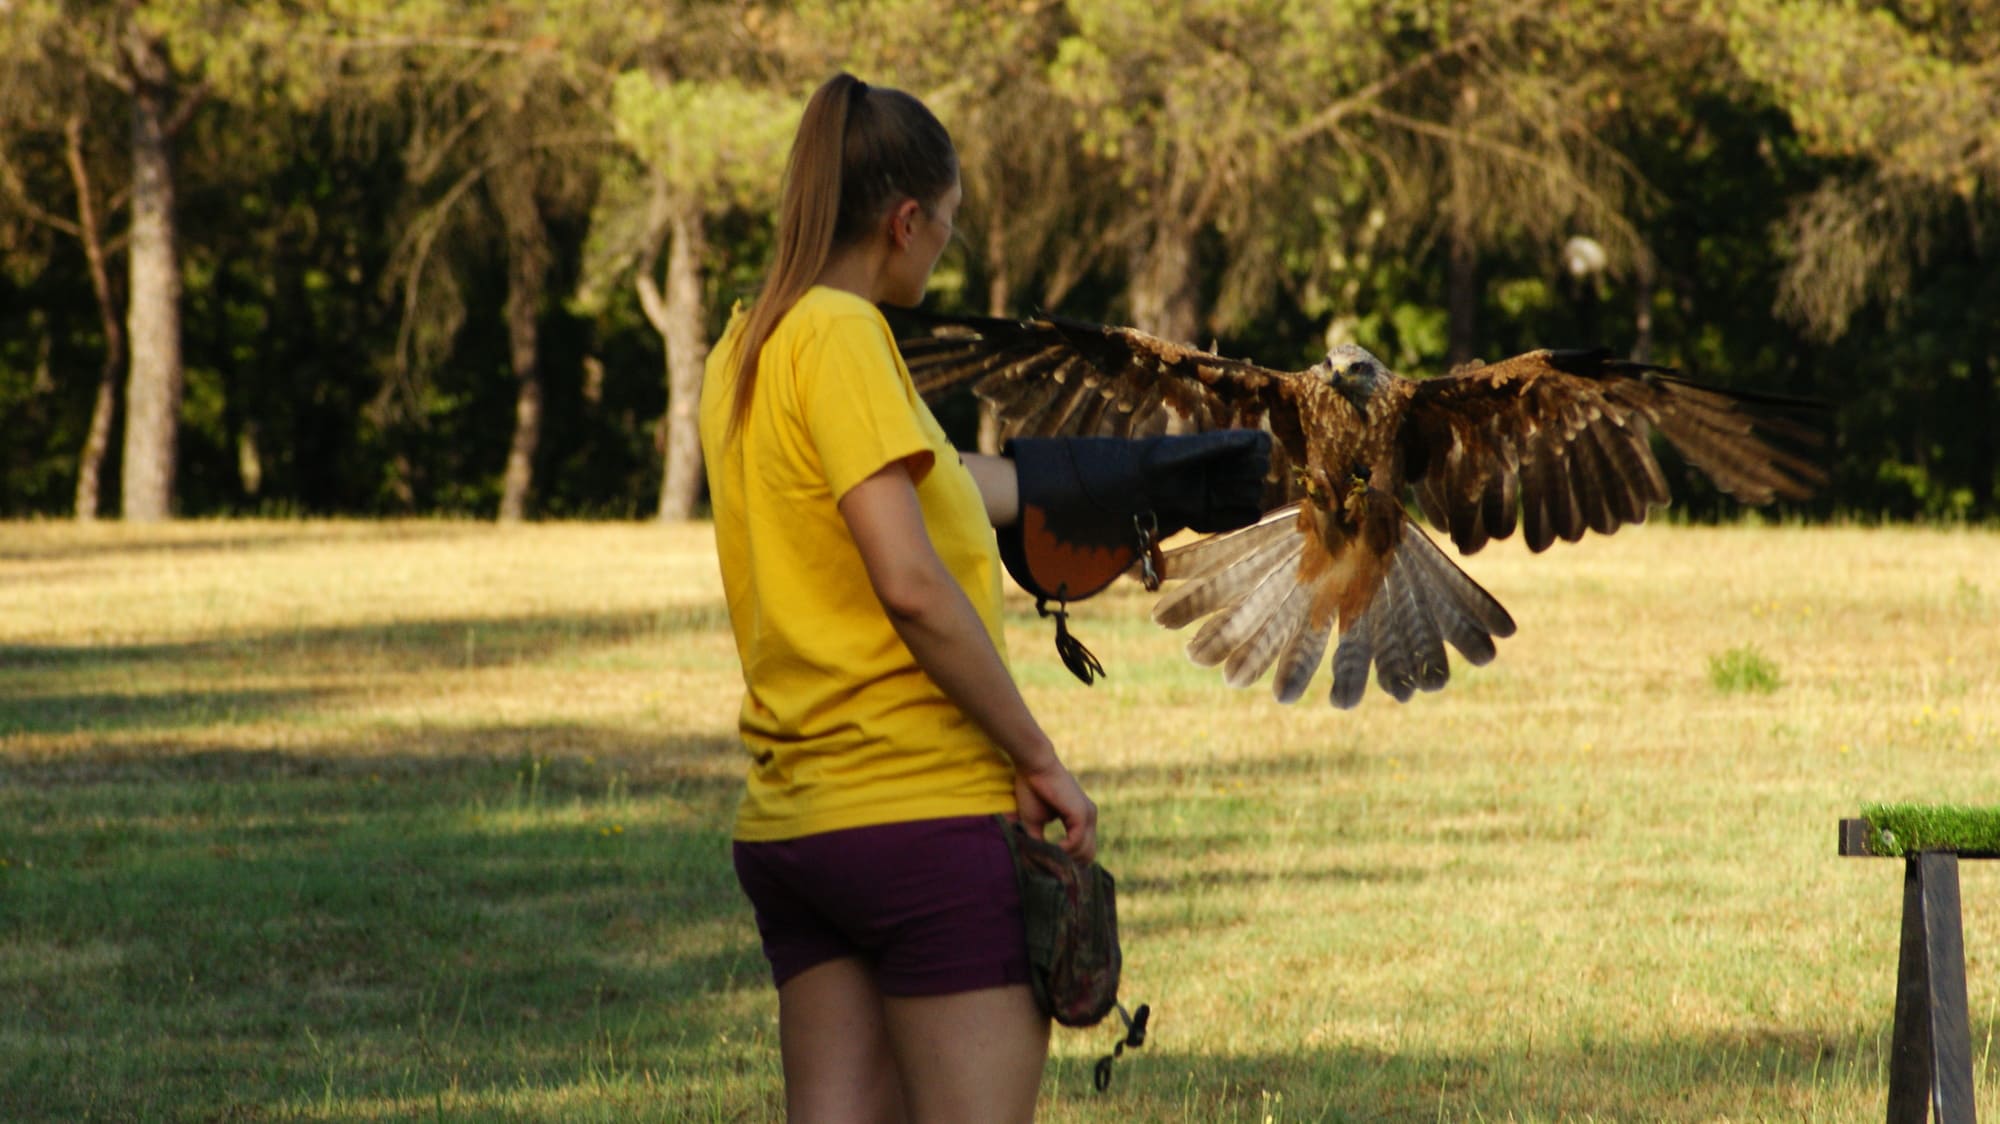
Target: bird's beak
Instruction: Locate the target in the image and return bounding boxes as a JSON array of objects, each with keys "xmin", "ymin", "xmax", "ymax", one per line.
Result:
[{"xmin": 1326, "ymin": 363, "xmax": 1371, "ymax": 411}]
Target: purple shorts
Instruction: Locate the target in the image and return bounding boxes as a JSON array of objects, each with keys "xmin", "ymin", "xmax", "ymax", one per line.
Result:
[{"xmin": 732, "ymin": 815, "xmax": 1031, "ymax": 997}]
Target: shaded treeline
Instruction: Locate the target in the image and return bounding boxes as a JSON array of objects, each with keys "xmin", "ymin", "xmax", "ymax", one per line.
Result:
[{"xmin": 1, "ymin": 1, "xmax": 1995, "ymax": 522}]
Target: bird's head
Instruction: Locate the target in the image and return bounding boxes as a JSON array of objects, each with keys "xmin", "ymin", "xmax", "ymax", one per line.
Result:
[{"xmin": 1319, "ymin": 343, "xmax": 1392, "ymax": 413}]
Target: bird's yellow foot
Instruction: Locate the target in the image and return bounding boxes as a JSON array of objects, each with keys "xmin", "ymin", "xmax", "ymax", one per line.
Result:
[
  {"xmin": 1341, "ymin": 473, "xmax": 1377, "ymax": 521},
  {"xmin": 1298, "ymin": 466, "xmax": 1330, "ymax": 506}
]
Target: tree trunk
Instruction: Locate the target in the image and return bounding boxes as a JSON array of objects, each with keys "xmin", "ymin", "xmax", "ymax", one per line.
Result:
[
  {"xmin": 1445, "ymin": 226, "xmax": 1478, "ymax": 370},
  {"xmin": 979, "ymin": 221, "xmax": 1013, "ymax": 454},
  {"xmin": 1974, "ymin": 352, "xmax": 1997, "ymax": 519},
  {"xmin": 1128, "ymin": 223, "xmax": 1200, "ymax": 344},
  {"xmin": 119, "ymin": 29, "xmax": 182, "ymax": 522},
  {"xmin": 1444, "ymin": 85, "xmax": 1481, "ymax": 372},
  {"xmin": 63, "ymin": 114, "xmax": 124, "ymax": 522},
  {"xmin": 656, "ymin": 206, "xmax": 707, "ymax": 522},
  {"xmin": 498, "ymin": 367, "xmax": 542, "ymax": 521},
  {"xmin": 493, "ymin": 160, "xmax": 550, "ymax": 523},
  {"xmin": 1631, "ymin": 259, "xmax": 1657, "ymax": 365}
]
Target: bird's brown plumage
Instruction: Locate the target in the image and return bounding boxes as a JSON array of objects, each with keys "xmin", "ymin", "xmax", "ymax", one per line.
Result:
[{"xmin": 894, "ymin": 307, "xmax": 1827, "ymax": 707}]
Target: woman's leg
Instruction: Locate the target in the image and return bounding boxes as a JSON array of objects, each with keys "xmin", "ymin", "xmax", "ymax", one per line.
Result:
[
  {"xmin": 882, "ymin": 982, "xmax": 1048, "ymax": 1124},
  {"xmin": 778, "ymin": 957, "xmax": 908, "ymax": 1124}
]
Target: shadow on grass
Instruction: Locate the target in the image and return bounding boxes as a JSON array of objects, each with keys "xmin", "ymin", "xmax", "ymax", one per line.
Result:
[
  {"xmin": 0, "ymin": 522, "xmax": 489, "ymax": 565},
  {"xmin": 1120, "ymin": 863, "xmax": 1429, "ymax": 898},
  {"xmin": 1, "ymin": 605, "xmax": 728, "ymax": 738},
  {"xmin": 1058, "ymin": 1021, "xmax": 1980, "ymax": 1123},
  {"xmin": 0, "ymin": 730, "xmax": 760, "ymax": 1121},
  {"xmin": 1, "ymin": 723, "xmax": 744, "ymax": 797},
  {"xmin": 4, "ymin": 724, "xmax": 1983, "ymax": 1121},
  {"xmin": 5, "ymin": 604, "xmax": 726, "ymax": 671},
  {"xmin": 1085, "ymin": 748, "xmax": 1374, "ymax": 791}
]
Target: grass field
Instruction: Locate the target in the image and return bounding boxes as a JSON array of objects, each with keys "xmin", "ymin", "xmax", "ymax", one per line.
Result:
[{"xmin": 3, "ymin": 517, "xmax": 1997, "ymax": 1122}]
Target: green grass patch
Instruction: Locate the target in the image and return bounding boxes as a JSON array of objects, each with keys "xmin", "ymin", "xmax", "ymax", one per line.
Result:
[
  {"xmin": 1708, "ymin": 644, "xmax": 1782, "ymax": 694},
  {"xmin": 1863, "ymin": 803, "xmax": 2000, "ymax": 857}
]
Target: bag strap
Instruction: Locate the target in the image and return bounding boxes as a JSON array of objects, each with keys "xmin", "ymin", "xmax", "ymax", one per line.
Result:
[{"xmin": 1092, "ymin": 1001, "xmax": 1151, "ymax": 1092}]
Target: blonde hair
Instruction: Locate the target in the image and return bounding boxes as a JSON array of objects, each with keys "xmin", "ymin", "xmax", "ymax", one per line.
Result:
[{"xmin": 729, "ymin": 73, "xmax": 957, "ymax": 432}]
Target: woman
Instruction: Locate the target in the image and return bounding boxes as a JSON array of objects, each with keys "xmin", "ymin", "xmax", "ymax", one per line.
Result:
[{"xmin": 698, "ymin": 72, "xmax": 1095, "ymax": 1122}]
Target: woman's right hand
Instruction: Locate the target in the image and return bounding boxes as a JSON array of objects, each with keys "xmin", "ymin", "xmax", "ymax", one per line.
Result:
[{"xmin": 1014, "ymin": 756, "xmax": 1097, "ymax": 866}]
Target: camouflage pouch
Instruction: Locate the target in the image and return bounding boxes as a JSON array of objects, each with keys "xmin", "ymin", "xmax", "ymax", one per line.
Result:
[{"xmin": 1000, "ymin": 817, "xmax": 1121, "ymax": 1028}]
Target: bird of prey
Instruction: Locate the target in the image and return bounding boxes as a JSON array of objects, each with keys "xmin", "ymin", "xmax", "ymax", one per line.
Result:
[{"xmin": 894, "ymin": 307, "xmax": 1828, "ymax": 708}]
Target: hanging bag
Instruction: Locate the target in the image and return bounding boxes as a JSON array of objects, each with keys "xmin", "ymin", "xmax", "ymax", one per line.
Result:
[
  {"xmin": 999, "ymin": 816, "xmax": 1123, "ymax": 1027},
  {"xmin": 999, "ymin": 817, "xmax": 1152, "ymax": 1091}
]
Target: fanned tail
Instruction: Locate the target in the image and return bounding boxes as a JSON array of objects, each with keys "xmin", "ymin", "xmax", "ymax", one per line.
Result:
[
  {"xmin": 1155, "ymin": 505, "xmax": 1514, "ymax": 708},
  {"xmin": 1327, "ymin": 522, "xmax": 1515, "ymax": 708}
]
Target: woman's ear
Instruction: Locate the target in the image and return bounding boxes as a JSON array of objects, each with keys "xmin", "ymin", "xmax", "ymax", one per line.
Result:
[{"xmin": 888, "ymin": 198, "xmax": 922, "ymax": 249}]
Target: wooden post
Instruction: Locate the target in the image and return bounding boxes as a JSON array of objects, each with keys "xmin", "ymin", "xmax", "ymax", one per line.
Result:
[{"xmin": 1886, "ymin": 852, "xmax": 1977, "ymax": 1124}]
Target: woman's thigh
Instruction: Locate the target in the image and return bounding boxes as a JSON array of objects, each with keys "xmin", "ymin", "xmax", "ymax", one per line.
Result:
[
  {"xmin": 883, "ymin": 983, "xmax": 1048, "ymax": 1124},
  {"xmin": 777, "ymin": 957, "xmax": 907, "ymax": 1124}
]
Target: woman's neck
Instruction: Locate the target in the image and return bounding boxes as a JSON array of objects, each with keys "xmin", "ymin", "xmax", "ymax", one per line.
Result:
[{"xmin": 814, "ymin": 243, "xmax": 889, "ymax": 304}]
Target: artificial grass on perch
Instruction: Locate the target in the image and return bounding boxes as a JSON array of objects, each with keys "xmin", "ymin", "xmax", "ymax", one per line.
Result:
[{"xmin": 1850, "ymin": 803, "xmax": 2000, "ymax": 858}]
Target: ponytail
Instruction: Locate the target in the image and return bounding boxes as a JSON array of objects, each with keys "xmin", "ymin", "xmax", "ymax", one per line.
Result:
[{"xmin": 728, "ymin": 73, "xmax": 957, "ymax": 434}]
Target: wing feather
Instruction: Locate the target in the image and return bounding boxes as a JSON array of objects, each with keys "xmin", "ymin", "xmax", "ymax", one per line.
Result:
[
  {"xmin": 1403, "ymin": 350, "xmax": 1826, "ymax": 554},
  {"xmin": 893, "ymin": 306, "xmax": 1313, "ymax": 502}
]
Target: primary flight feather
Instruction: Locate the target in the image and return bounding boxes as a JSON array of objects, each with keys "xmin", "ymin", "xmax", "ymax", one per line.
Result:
[{"xmin": 894, "ymin": 308, "xmax": 1828, "ymax": 707}]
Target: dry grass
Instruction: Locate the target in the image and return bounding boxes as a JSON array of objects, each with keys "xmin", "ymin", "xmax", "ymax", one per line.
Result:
[{"xmin": 2, "ymin": 518, "xmax": 1997, "ymax": 1121}]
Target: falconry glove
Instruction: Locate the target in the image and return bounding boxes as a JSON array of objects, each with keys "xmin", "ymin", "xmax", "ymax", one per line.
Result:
[{"xmin": 1000, "ymin": 430, "xmax": 1272, "ymax": 684}]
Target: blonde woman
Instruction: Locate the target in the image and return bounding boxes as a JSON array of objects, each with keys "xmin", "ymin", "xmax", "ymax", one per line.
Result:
[{"xmin": 701, "ymin": 73, "xmax": 1092, "ymax": 1122}]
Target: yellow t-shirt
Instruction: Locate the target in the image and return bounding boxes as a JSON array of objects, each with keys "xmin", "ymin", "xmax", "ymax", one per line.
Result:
[{"xmin": 699, "ymin": 286, "xmax": 1018, "ymax": 841}]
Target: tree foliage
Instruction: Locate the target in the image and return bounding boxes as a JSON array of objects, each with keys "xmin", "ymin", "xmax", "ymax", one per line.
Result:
[{"xmin": 0, "ymin": 0, "xmax": 1994, "ymax": 520}]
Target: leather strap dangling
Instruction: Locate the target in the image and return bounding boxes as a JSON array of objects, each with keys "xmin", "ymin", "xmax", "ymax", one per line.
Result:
[{"xmin": 1037, "ymin": 597, "xmax": 1105, "ymax": 686}]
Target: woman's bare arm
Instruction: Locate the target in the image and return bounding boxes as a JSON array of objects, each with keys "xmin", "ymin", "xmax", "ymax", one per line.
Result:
[
  {"xmin": 838, "ymin": 459, "xmax": 1095, "ymax": 860},
  {"xmin": 960, "ymin": 452, "xmax": 1019, "ymax": 527}
]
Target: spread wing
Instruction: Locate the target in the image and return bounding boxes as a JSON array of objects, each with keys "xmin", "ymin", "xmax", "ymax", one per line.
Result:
[
  {"xmin": 893, "ymin": 307, "xmax": 1315, "ymax": 503},
  {"xmin": 1151, "ymin": 348, "xmax": 1827, "ymax": 708},
  {"xmin": 1400, "ymin": 350, "xmax": 1829, "ymax": 554}
]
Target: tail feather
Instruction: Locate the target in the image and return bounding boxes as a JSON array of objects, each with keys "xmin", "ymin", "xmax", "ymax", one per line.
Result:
[
  {"xmin": 1221, "ymin": 578, "xmax": 1312, "ymax": 688},
  {"xmin": 1397, "ymin": 560, "xmax": 1453, "ymax": 694},
  {"xmin": 1331, "ymin": 520, "xmax": 1515, "ymax": 705},
  {"xmin": 1399, "ymin": 522, "xmax": 1517, "ymax": 647},
  {"xmin": 1365, "ymin": 563, "xmax": 1423, "ymax": 701},
  {"xmin": 1154, "ymin": 517, "xmax": 1301, "ymax": 629},
  {"xmin": 1329, "ymin": 628, "xmax": 1372, "ymax": 708},
  {"xmin": 1159, "ymin": 505, "xmax": 1301, "ymax": 582},
  {"xmin": 1272, "ymin": 610, "xmax": 1332, "ymax": 704},
  {"xmin": 1151, "ymin": 502, "xmax": 1517, "ymax": 708},
  {"xmin": 1185, "ymin": 539, "xmax": 1305, "ymax": 667}
]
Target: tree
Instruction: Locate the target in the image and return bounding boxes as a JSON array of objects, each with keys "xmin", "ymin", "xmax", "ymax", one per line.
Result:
[
  {"xmin": 1037, "ymin": 0, "xmax": 1643, "ymax": 362},
  {"xmin": 1344, "ymin": 5, "xmax": 1654, "ymax": 367},
  {"xmin": 357, "ymin": 4, "xmax": 625, "ymax": 521},
  {"xmin": 1, "ymin": 0, "xmax": 321, "ymax": 520},
  {"xmin": 1727, "ymin": 0, "xmax": 2000, "ymax": 516},
  {"xmin": 0, "ymin": 10, "xmax": 130, "ymax": 518},
  {"xmin": 591, "ymin": 67, "xmax": 791, "ymax": 521}
]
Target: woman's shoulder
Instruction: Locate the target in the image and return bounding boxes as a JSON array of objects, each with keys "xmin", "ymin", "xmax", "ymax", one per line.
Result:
[{"xmin": 789, "ymin": 286, "xmax": 890, "ymax": 332}]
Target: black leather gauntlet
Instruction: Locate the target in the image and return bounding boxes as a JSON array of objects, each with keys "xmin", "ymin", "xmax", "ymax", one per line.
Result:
[{"xmin": 997, "ymin": 430, "xmax": 1271, "ymax": 683}]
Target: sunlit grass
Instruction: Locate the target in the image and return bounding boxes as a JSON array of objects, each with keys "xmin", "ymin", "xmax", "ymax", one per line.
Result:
[{"xmin": 2, "ymin": 518, "xmax": 1998, "ymax": 1121}]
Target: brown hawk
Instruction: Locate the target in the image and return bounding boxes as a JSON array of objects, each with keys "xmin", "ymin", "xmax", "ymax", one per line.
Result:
[{"xmin": 894, "ymin": 309, "xmax": 1828, "ymax": 707}]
